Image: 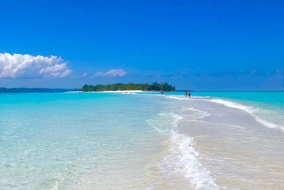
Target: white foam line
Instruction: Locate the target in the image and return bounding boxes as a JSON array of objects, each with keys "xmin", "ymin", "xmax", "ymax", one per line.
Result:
[
  {"xmin": 209, "ymin": 99, "xmax": 255, "ymax": 114},
  {"xmin": 164, "ymin": 95, "xmax": 188, "ymax": 100},
  {"xmin": 209, "ymin": 98, "xmax": 283, "ymax": 131},
  {"xmin": 255, "ymin": 117, "xmax": 284, "ymax": 132},
  {"xmin": 182, "ymin": 107, "xmax": 211, "ymax": 119},
  {"xmin": 164, "ymin": 95, "xmax": 208, "ymax": 101},
  {"xmin": 157, "ymin": 113, "xmax": 219, "ymax": 190},
  {"xmin": 164, "ymin": 131, "xmax": 219, "ymax": 190},
  {"xmin": 162, "ymin": 95, "xmax": 283, "ymax": 132}
]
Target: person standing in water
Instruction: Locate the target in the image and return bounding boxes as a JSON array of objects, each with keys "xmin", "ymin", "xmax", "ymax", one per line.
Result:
[{"xmin": 185, "ymin": 90, "xmax": 191, "ymax": 97}]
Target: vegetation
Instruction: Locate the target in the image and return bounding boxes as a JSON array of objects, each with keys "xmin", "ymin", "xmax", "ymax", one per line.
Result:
[{"xmin": 80, "ymin": 82, "xmax": 175, "ymax": 92}]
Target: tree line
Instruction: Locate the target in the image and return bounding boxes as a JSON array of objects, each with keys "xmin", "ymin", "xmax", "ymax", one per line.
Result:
[{"xmin": 80, "ymin": 82, "xmax": 175, "ymax": 91}]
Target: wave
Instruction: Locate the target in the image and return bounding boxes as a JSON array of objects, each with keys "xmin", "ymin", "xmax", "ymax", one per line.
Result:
[
  {"xmin": 164, "ymin": 95, "xmax": 189, "ymax": 100},
  {"xmin": 181, "ymin": 107, "xmax": 211, "ymax": 120},
  {"xmin": 161, "ymin": 94, "xmax": 283, "ymax": 132},
  {"xmin": 209, "ymin": 99, "xmax": 283, "ymax": 132},
  {"xmin": 164, "ymin": 95, "xmax": 211, "ymax": 101},
  {"xmin": 163, "ymin": 131, "xmax": 219, "ymax": 190},
  {"xmin": 149, "ymin": 112, "xmax": 219, "ymax": 189},
  {"xmin": 255, "ymin": 117, "xmax": 284, "ymax": 132},
  {"xmin": 209, "ymin": 99, "xmax": 255, "ymax": 114}
]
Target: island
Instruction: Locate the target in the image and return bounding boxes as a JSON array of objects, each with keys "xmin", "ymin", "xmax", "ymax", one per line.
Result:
[{"xmin": 80, "ymin": 82, "xmax": 175, "ymax": 92}]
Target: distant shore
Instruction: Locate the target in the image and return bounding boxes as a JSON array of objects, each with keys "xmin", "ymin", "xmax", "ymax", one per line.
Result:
[
  {"xmin": 80, "ymin": 90, "xmax": 143, "ymax": 93},
  {"xmin": 80, "ymin": 82, "xmax": 175, "ymax": 92},
  {"xmin": 101, "ymin": 90, "xmax": 142, "ymax": 93},
  {"xmin": 78, "ymin": 90, "xmax": 144, "ymax": 93}
]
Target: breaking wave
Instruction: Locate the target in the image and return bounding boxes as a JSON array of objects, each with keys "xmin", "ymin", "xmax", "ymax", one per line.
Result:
[{"xmin": 209, "ymin": 99, "xmax": 283, "ymax": 132}]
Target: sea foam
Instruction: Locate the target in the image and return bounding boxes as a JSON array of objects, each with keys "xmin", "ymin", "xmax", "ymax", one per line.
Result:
[
  {"xmin": 166, "ymin": 131, "xmax": 219, "ymax": 190},
  {"xmin": 150, "ymin": 112, "xmax": 219, "ymax": 190},
  {"xmin": 209, "ymin": 99, "xmax": 283, "ymax": 132},
  {"xmin": 164, "ymin": 95, "xmax": 189, "ymax": 100}
]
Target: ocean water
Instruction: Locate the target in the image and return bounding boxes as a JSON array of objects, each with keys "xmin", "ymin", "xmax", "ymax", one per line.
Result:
[
  {"xmin": 0, "ymin": 91, "xmax": 284, "ymax": 189},
  {"xmin": 194, "ymin": 91, "xmax": 284, "ymax": 132}
]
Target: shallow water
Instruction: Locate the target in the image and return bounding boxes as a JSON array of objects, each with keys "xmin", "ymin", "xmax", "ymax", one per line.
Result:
[
  {"xmin": 173, "ymin": 98, "xmax": 284, "ymax": 189},
  {"xmin": 0, "ymin": 93, "xmax": 167, "ymax": 189},
  {"xmin": 0, "ymin": 92, "xmax": 284, "ymax": 189}
]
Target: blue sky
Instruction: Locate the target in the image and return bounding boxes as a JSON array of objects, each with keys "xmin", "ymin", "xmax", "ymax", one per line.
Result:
[{"xmin": 0, "ymin": 0, "xmax": 283, "ymax": 90}]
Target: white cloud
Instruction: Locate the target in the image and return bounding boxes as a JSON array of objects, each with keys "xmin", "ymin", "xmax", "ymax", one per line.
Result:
[
  {"xmin": 82, "ymin": 72, "xmax": 88, "ymax": 77},
  {"xmin": 94, "ymin": 71, "xmax": 105, "ymax": 77},
  {"xmin": 0, "ymin": 53, "xmax": 72, "ymax": 78},
  {"xmin": 95, "ymin": 69, "xmax": 127, "ymax": 77}
]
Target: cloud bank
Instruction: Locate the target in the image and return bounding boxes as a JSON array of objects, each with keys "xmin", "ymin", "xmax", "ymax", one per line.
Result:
[
  {"xmin": 95, "ymin": 69, "xmax": 127, "ymax": 77},
  {"xmin": 0, "ymin": 53, "xmax": 72, "ymax": 78}
]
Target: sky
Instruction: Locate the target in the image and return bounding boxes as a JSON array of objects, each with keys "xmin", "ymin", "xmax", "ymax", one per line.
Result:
[{"xmin": 0, "ymin": 0, "xmax": 283, "ymax": 90}]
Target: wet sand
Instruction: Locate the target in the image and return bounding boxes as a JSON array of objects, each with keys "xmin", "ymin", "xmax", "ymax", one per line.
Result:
[{"xmin": 176, "ymin": 99, "xmax": 284, "ymax": 189}]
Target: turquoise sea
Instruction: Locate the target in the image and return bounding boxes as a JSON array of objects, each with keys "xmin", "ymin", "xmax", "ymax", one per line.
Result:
[{"xmin": 0, "ymin": 91, "xmax": 284, "ymax": 189}]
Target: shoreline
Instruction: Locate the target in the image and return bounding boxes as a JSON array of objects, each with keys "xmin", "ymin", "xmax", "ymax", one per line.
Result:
[
  {"xmin": 77, "ymin": 90, "xmax": 143, "ymax": 93},
  {"xmin": 169, "ymin": 96, "xmax": 284, "ymax": 189},
  {"xmin": 1, "ymin": 92, "xmax": 284, "ymax": 189},
  {"xmin": 98, "ymin": 90, "xmax": 143, "ymax": 93}
]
